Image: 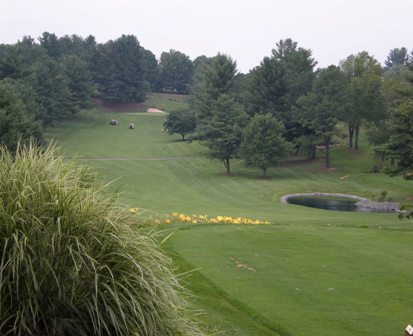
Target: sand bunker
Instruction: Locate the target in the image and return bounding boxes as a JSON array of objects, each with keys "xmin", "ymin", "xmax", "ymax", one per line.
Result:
[{"xmin": 147, "ymin": 108, "xmax": 165, "ymax": 113}]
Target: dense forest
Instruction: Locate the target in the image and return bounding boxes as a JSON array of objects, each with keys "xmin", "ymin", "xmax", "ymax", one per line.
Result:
[{"xmin": 0, "ymin": 33, "xmax": 412, "ymax": 178}]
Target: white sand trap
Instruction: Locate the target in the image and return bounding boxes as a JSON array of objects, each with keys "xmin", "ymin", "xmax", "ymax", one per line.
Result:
[{"xmin": 147, "ymin": 108, "xmax": 166, "ymax": 113}]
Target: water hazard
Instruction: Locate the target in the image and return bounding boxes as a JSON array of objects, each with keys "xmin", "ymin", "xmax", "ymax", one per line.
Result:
[{"xmin": 286, "ymin": 196, "xmax": 375, "ymax": 212}]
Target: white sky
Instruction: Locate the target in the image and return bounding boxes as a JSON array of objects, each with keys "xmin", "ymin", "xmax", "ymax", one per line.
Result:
[{"xmin": 0, "ymin": 0, "xmax": 412, "ymax": 73}]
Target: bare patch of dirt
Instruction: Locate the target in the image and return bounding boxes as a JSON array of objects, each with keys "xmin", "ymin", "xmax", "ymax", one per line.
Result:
[
  {"xmin": 230, "ymin": 257, "xmax": 256, "ymax": 272},
  {"xmin": 147, "ymin": 108, "xmax": 166, "ymax": 113}
]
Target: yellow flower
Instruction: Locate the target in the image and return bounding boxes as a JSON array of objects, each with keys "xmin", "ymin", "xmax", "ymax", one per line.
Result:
[
  {"xmin": 173, "ymin": 212, "xmax": 178, "ymax": 217},
  {"xmin": 165, "ymin": 219, "xmax": 171, "ymax": 224},
  {"xmin": 128, "ymin": 208, "xmax": 137, "ymax": 214}
]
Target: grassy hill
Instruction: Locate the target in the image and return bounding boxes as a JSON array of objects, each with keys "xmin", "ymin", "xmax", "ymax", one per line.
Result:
[{"xmin": 47, "ymin": 105, "xmax": 413, "ymax": 336}]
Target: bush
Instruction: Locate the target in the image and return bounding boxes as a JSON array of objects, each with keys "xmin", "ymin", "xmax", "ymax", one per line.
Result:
[{"xmin": 0, "ymin": 143, "xmax": 202, "ymax": 335}]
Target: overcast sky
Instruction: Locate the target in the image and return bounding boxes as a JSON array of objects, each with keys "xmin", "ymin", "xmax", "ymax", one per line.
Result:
[{"xmin": 0, "ymin": 0, "xmax": 412, "ymax": 73}]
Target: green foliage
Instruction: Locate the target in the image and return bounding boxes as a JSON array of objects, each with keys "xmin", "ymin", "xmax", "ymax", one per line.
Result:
[
  {"xmin": 27, "ymin": 55, "xmax": 75, "ymax": 124},
  {"xmin": 240, "ymin": 114, "xmax": 291, "ymax": 176},
  {"xmin": 244, "ymin": 39, "xmax": 316, "ymax": 146},
  {"xmin": 190, "ymin": 53, "xmax": 238, "ymax": 124},
  {"xmin": 271, "ymin": 39, "xmax": 317, "ymax": 111},
  {"xmin": 385, "ymin": 47, "xmax": 409, "ymax": 69},
  {"xmin": 0, "ymin": 33, "xmax": 98, "ymax": 131},
  {"xmin": 163, "ymin": 109, "xmax": 196, "ymax": 140},
  {"xmin": 244, "ymin": 57, "xmax": 288, "ymax": 117},
  {"xmin": 189, "ymin": 54, "xmax": 246, "ymax": 174},
  {"xmin": 368, "ymin": 63, "xmax": 413, "ymax": 163},
  {"xmin": 296, "ymin": 65, "xmax": 348, "ymax": 168},
  {"xmin": 340, "ymin": 51, "xmax": 384, "ymax": 149},
  {"xmin": 202, "ymin": 95, "xmax": 248, "ymax": 174},
  {"xmin": 141, "ymin": 47, "xmax": 159, "ymax": 91},
  {"xmin": 38, "ymin": 32, "xmax": 61, "ymax": 60},
  {"xmin": 157, "ymin": 50, "xmax": 193, "ymax": 94},
  {"xmin": 399, "ymin": 205, "xmax": 413, "ymax": 219},
  {"xmin": 0, "ymin": 142, "xmax": 202, "ymax": 336},
  {"xmin": 0, "ymin": 79, "xmax": 43, "ymax": 151},
  {"xmin": 61, "ymin": 55, "xmax": 93, "ymax": 109},
  {"xmin": 383, "ymin": 100, "xmax": 413, "ymax": 178},
  {"xmin": 93, "ymin": 35, "xmax": 149, "ymax": 103}
]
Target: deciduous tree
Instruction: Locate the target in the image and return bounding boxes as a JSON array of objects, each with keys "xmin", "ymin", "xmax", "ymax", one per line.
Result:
[
  {"xmin": 163, "ymin": 109, "xmax": 196, "ymax": 141},
  {"xmin": 296, "ymin": 66, "xmax": 347, "ymax": 168},
  {"xmin": 340, "ymin": 51, "xmax": 384, "ymax": 149},
  {"xmin": 240, "ymin": 114, "xmax": 291, "ymax": 176},
  {"xmin": 157, "ymin": 50, "xmax": 193, "ymax": 94}
]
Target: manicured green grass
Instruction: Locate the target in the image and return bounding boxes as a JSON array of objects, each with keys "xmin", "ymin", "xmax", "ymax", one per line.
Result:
[
  {"xmin": 145, "ymin": 92, "xmax": 189, "ymax": 112},
  {"xmin": 48, "ymin": 107, "xmax": 413, "ymax": 336},
  {"xmin": 165, "ymin": 224, "xmax": 413, "ymax": 336}
]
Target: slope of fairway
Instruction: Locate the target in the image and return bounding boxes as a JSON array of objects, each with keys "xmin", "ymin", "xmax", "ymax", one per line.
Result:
[{"xmin": 49, "ymin": 109, "xmax": 413, "ymax": 335}]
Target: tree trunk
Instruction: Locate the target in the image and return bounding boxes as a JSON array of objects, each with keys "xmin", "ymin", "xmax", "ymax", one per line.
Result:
[
  {"xmin": 311, "ymin": 145, "xmax": 317, "ymax": 160},
  {"xmin": 224, "ymin": 158, "xmax": 231, "ymax": 175},
  {"xmin": 181, "ymin": 134, "xmax": 185, "ymax": 141},
  {"xmin": 262, "ymin": 166, "xmax": 267, "ymax": 177},
  {"xmin": 325, "ymin": 136, "xmax": 331, "ymax": 168},
  {"xmin": 348, "ymin": 124, "xmax": 354, "ymax": 148},
  {"xmin": 354, "ymin": 124, "xmax": 360, "ymax": 150}
]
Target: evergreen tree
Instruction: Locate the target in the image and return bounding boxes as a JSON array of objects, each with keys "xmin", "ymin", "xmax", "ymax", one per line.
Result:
[
  {"xmin": 61, "ymin": 55, "xmax": 94, "ymax": 109},
  {"xmin": 38, "ymin": 32, "xmax": 61, "ymax": 60},
  {"xmin": 272, "ymin": 39, "xmax": 316, "ymax": 110},
  {"xmin": 385, "ymin": 47, "xmax": 409, "ymax": 69},
  {"xmin": 244, "ymin": 39, "xmax": 316, "ymax": 145},
  {"xmin": 190, "ymin": 53, "xmax": 238, "ymax": 127},
  {"xmin": 93, "ymin": 35, "xmax": 148, "ymax": 102},
  {"xmin": 0, "ymin": 79, "xmax": 43, "ymax": 152},
  {"xmin": 383, "ymin": 101, "xmax": 413, "ymax": 179},
  {"xmin": 244, "ymin": 57, "xmax": 288, "ymax": 117},
  {"xmin": 27, "ymin": 55, "xmax": 75, "ymax": 125},
  {"xmin": 203, "ymin": 95, "xmax": 247, "ymax": 174}
]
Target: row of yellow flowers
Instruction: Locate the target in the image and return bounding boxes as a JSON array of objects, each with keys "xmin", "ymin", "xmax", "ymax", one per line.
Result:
[{"xmin": 129, "ymin": 208, "xmax": 270, "ymax": 225}]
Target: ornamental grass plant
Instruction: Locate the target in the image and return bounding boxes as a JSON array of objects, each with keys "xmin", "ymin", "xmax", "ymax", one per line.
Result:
[{"xmin": 0, "ymin": 142, "xmax": 202, "ymax": 336}]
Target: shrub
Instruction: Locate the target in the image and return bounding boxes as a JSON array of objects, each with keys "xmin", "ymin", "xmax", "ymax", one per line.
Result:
[{"xmin": 0, "ymin": 142, "xmax": 202, "ymax": 335}]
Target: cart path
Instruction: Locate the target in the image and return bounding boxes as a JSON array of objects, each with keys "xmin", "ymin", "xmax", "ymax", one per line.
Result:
[{"xmin": 75, "ymin": 157, "xmax": 183, "ymax": 161}]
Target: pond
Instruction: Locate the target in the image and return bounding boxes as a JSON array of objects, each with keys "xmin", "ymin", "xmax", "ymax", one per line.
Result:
[{"xmin": 286, "ymin": 196, "xmax": 376, "ymax": 212}]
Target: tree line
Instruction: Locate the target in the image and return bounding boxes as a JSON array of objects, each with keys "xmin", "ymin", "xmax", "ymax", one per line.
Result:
[
  {"xmin": 164, "ymin": 42, "xmax": 413, "ymax": 177},
  {"xmin": 0, "ymin": 32, "xmax": 195, "ymax": 151},
  {"xmin": 0, "ymin": 33, "xmax": 412, "ymax": 178}
]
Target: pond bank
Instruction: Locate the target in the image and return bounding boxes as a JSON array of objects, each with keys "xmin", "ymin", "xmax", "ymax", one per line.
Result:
[{"xmin": 280, "ymin": 192, "xmax": 400, "ymax": 212}]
